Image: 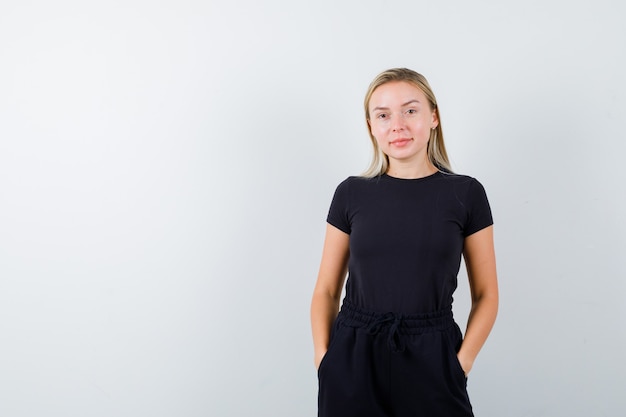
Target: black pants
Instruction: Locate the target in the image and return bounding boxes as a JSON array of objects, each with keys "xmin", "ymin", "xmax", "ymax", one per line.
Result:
[{"xmin": 318, "ymin": 302, "xmax": 473, "ymax": 417}]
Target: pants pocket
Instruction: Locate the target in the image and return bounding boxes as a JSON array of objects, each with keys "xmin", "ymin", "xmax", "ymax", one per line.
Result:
[
  {"xmin": 317, "ymin": 319, "xmax": 343, "ymax": 377},
  {"xmin": 444, "ymin": 324, "xmax": 468, "ymax": 384}
]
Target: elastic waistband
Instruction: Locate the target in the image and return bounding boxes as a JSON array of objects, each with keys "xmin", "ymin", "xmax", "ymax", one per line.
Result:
[{"xmin": 338, "ymin": 301, "xmax": 454, "ymax": 334}]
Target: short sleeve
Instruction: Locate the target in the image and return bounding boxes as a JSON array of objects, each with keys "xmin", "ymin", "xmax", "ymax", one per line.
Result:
[
  {"xmin": 463, "ymin": 178, "xmax": 494, "ymax": 237},
  {"xmin": 326, "ymin": 178, "xmax": 352, "ymax": 234}
]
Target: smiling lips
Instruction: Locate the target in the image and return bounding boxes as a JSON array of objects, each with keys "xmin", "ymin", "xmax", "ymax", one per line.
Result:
[{"xmin": 390, "ymin": 138, "xmax": 413, "ymax": 147}]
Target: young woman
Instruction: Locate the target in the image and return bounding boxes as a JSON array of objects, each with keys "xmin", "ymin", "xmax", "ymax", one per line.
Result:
[{"xmin": 311, "ymin": 68, "xmax": 498, "ymax": 417}]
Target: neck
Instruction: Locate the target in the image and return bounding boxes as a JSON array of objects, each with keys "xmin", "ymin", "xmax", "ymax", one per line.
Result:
[{"xmin": 386, "ymin": 160, "xmax": 437, "ymax": 179}]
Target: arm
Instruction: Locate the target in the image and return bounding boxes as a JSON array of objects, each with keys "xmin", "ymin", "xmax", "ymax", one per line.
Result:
[
  {"xmin": 457, "ymin": 225, "xmax": 499, "ymax": 376},
  {"xmin": 310, "ymin": 223, "xmax": 350, "ymax": 369}
]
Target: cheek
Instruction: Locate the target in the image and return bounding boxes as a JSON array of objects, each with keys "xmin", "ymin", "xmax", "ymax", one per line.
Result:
[
  {"xmin": 372, "ymin": 131, "xmax": 387, "ymax": 146},
  {"xmin": 370, "ymin": 124, "xmax": 387, "ymax": 140}
]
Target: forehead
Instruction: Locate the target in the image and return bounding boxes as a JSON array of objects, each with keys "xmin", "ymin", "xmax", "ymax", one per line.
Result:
[{"xmin": 369, "ymin": 81, "xmax": 427, "ymax": 108}]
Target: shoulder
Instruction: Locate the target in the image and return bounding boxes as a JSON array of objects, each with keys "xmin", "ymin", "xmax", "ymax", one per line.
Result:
[
  {"xmin": 435, "ymin": 172, "xmax": 492, "ymax": 212},
  {"xmin": 440, "ymin": 173, "xmax": 493, "ymax": 233},
  {"xmin": 436, "ymin": 172, "xmax": 487, "ymax": 191},
  {"xmin": 436, "ymin": 171, "xmax": 477, "ymax": 183},
  {"xmin": 334, "ymin": 175, "xmax": 381, "ymax": 192},
  {"xmin": 339, "ymin": 175, "xmax": 380, "ymax": 185}
]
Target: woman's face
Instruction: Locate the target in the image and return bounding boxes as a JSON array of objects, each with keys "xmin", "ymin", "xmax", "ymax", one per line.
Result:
[{"xmin": 368, "ymin": 81, "xmax": 438, "ymax": 168}]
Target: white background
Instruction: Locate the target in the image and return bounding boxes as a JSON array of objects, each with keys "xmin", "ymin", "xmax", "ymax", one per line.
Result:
[{"xmin": 1, "ymin": 0, "xmax": 625, "ymax": 416}]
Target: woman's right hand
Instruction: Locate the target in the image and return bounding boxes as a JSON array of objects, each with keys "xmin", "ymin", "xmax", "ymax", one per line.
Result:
[{"xmin": 311, "ymin": 225, "xmax": 349, "ymax": 371}]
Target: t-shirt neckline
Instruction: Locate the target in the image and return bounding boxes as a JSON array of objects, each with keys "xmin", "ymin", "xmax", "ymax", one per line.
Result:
[{"xmin": 381, "ymin": 171, "xmax": 441, "ymax": 182}]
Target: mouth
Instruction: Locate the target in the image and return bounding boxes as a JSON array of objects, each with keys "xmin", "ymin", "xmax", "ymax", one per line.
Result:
[{"xmin": 390, "ymin": 138, "xmax": 413, "ymax": 147}]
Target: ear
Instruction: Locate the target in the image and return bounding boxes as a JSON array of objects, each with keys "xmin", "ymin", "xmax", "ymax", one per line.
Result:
[{"xmin": 431, "ymin": 109, "xmax": 439, "ymax": 129}]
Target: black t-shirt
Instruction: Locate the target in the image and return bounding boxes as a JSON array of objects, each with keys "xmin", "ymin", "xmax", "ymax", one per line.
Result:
[{"xmin": 326, "ymin": 171, "xmax": 493, "ymax": 314}]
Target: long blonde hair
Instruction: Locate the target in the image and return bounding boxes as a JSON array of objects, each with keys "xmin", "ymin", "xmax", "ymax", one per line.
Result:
[{"xmin": 362, "ymin": 68, "xmax": 452, "ymax": 177}]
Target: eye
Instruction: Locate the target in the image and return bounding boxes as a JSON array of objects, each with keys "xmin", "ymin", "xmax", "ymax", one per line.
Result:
[
  {"xmin": 406, "ymin": 109, "xmax": 417, "ymax": 115},
  {"xmin": 376, "ymin": 113, "xmax": 388, "ymax": 119}
]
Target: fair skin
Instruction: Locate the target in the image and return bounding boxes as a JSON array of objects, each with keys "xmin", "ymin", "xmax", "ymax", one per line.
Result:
[
  {"xmin": 368, "ymin": 81, "xmax": 439, "ymax": 179},
  {"xmin": 311, "ymin": 223, "xmax": 350, "ymax": 369},
  {"xmin": 310, "ymin": 80, "xmax": 498, "ymax": 375}
]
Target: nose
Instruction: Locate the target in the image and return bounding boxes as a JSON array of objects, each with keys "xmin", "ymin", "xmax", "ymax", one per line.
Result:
[{"xmin": 391, "ymin": 115, "xmax": 406, "ymax": 132}]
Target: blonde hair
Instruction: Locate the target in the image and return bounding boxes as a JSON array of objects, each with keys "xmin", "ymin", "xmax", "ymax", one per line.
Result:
[{"xmin": 362, "ymin": 68, "xmax": 452, "ymax": 177}]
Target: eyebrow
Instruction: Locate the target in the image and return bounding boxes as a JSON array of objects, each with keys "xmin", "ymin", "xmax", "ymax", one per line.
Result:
[{"xmin": 372, "ymin": 99, "xmax": 421, "ymax": 112}]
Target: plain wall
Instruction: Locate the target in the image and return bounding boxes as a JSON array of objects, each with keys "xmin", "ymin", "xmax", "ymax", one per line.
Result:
[{"xmin": 1, "ymin": 0, "xmax": 625, "ymax": 416}]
